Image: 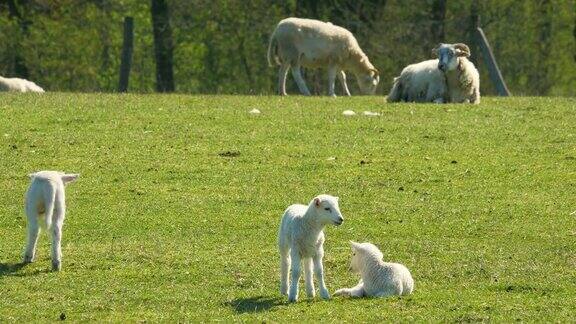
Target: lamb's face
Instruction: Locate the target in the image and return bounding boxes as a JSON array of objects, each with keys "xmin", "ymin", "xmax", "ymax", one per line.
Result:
[
  {"xmin": 313, "ymin": 195, "xmax": 344, "ymax": 226},
  {"xmin": 357, "ymin": 69, "xmax": 380, "ymax": 95},
  {"xmin": 350, "ymin": 244, "xmax": 362, "ymax": 273},
  {"xmin": 434, "ymin": 43, "xmax": 471, "ymax": 72}
]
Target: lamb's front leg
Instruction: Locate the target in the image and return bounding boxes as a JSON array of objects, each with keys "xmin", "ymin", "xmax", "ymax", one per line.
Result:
[
  {"xmin": 288, "ymin": 249, "xmax": 301, "ymax": 302},
  {"xmin": 338, "ymin": 70, "xmax": 351, "ymax": 96},
  {"xmin": 303, "ymin": 257, "xmax": 315, "ymax": 298},
  {"xmin": 335, "ymin": 280, "xmax": 365, "ymax": 297},
  {"xmin": 313, "ymin": 252, "xmax": 330, "ymax": 299}
]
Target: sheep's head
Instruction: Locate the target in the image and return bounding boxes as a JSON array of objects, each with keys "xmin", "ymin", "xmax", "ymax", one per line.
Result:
[
  {"xmin": 311, "ymin": 194, "xmax": 344, "ymax": 226},
  {"xmin": 349, "ymin": 241, "xmax": 384, "ymax": 273},
  {"xmin": 28, "ymin": 171, "xmax": 80, "ymax": 185},
  {"xmin": 432, "ymin": 43, "xmax": 471, "ymax": 72},
  {"xmin": 357, "ymin": 68, "xmax": 380, "ymax": 95}
]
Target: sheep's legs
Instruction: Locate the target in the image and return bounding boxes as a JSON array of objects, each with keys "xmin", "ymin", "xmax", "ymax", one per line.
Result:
[
  {"xmin": 288, "ymin": 249, "xmax": 301, "ymax": 302},
  {"xmin": 278, "ymin": 64, "xmax": 289, "ymax": 96},
  {"xmin": 313, "ymin": 254, "xmax": 330, "ymax": 299},
  {"xmin": 23, "ymin": 208, "xmax": 40, "ymax": 263},
  {"xmin": 279, "ymin": 247, "xmax": 290, "ymax": 295},
  {"xmin": 327, "ymin": 66, "xmax": 337, "ymax": 97},
  {"xmin": 291, "ymin": 66, "xmax": 311, "ymax": 96},
  {"xmin": 338, "ymin": 71, "xmax": 351, "ymax": 96},
  {"xmin": 303, "ymin": 257, "xmax": 315, "ymax": 298}
]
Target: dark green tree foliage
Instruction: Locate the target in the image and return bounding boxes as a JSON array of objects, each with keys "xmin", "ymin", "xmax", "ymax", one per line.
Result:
[{"xmin": 0, "ymin": 0, "xmax": 574, "ymax": 95}]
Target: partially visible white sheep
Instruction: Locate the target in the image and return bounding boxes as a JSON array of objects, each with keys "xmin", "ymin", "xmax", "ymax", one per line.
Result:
[
  {"xmin": 0, "ymin": 76, "xmax": 45, "ymax": 93},
  {"xmin": 334, "ymin": 241, "xmax": 414, "ymax": 298},
  {"xmin": 387, "ymin": 43, "xmax": 480, "ymax": 104},
  {"xmin": 278, "ymin": 194, "xmax": 344, "ymax": 302},
  {"xmin": 24, "ymin": 171, "xmax": 79, "ymax": 271},
  {"xmin": 268, "ymin": 17, "xmax": 379, "ymax": 97}
]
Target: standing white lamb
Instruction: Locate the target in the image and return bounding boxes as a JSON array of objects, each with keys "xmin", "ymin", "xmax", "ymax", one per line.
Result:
[
  {"xmin": 268, "ymin": 17, "xmax": 380, "ymax": 97},
  {"xmin": 387, "ymin": 43, "xmax": 480, "ymax": 104},
  {"xmin": 334, "ymin": 241, "xmax": 414, "ymax": 298},
  {"xmin": 0, "ymin": 76, "xmax": 45, "ymax": 93},
  {"xmin": 23, "ymin": 171, "xmax": 79, "ymax": 271},
  {"xmin": 278, "ymin": 194, "xmax": 344, "ymax": 302}
]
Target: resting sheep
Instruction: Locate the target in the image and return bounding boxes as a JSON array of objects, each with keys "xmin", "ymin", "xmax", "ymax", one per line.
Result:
[
  {"xmin": 0, "ymin": 76, "xmax": 45, "ymax": 93},
  {"xmin": 387, "ymin": 43, "xmax": 480, "ymax": 104},
  {"xmin": 24, "ymin": 171, "xmax": 79, "ymax": 271},
  {"xmin": 268, "ymin": 17, "xmax": 379, "ymax": 97},
  {"xmin": 278, "ymin": 194, "xmax": 344, "ymax": 302},
  {"xmin": 334, "ymin": 241, "xmax": 414, "ymax": 298}
]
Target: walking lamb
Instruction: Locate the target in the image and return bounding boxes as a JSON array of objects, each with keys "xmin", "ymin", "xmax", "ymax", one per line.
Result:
[
  {"xmin": 334, "ymin": 241, "xmax": 414, "ymax": 298},
  {"xmin": 23, "ymin": 171, "xmax": 79, "ymax": 271},
  {"xmin": 278, "ymin": 194, "xmax": 344, "ymax": 302}
]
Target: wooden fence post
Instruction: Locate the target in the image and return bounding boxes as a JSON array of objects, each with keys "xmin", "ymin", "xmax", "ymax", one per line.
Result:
[
  {"xmin": 118, "ymin": 16, "xmax": 134, "ymax": 92},
  {"xmin": 476, "ymin": 27, "xmax": 511, "ymax": 96}
]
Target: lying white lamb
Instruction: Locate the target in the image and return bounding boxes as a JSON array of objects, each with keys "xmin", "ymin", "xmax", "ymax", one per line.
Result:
[
  {"xmin": 268, "ymin": 17, "xmax": 379, "ymax": 97},
  {"xmin": 23, "ymin": 171, "xmax": 79, "ymax": 271},
  {"xmin": 334, "ymin": 241, "xmax": 414, "ymax": 298},
  {"xmin": 387, "ymin": 43, "xmax": 480, "ymax": 104},
  {"xmin": 0, "ymin": 76, "xmax": 45, "ymax": 93},
  {"xmin": 278, "ymin": 194, "xmax": 344, "ymax": 302}
]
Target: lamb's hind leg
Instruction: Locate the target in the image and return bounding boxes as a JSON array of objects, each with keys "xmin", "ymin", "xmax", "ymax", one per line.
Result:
[
  {"xmin": 303, "ymin": 257, "xmax": 315, "ymax": 298},
  {"xmin": 291, "ymin": 65, "xmax": 311, "ymax": 96},
  {"xmin": 278, "ymin": 63, "xmax": 289, "ymax": 96},
  {"xmin": 51, "ymin": 193, "xmax": 66, "ymax": 271},
  {"xmin": 327, "ymin": 65, "xmax": 337, "ymax": 97},
  {"xmin": 279, "ymin": 246, "xmax": 290, "ymax": 295},
  {"xmin": 23, "ymin": 205, "xmax": 40, "ymax": 263}
]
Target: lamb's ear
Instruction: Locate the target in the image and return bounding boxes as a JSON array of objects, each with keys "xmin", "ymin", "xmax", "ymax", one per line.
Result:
[
  {"xmin": 349, "ymin": 241, "xmax": 361, "ymax": 250},
  {"xmin": 28, "ymin": 173, "xmax": 36, "ymax": 179},
  {"xmin": 431, "ymin": 44, "xmax": 441, "ymax": 58},
  {"xmin": 454, "ymin": 43, "xmax": 471, "ymax": 57},
  {"xmin": 61, "ymin": 173, "xmax": 79, "ymax": 184},
  {"xmin": 314, "ymin": 197, "xmax": 321, "ymax": 207}
]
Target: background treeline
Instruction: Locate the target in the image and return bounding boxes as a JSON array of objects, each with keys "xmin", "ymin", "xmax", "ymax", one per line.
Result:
[{"xmin": 0, "ymin": 0, "xmax": 574, "ymax": 96}]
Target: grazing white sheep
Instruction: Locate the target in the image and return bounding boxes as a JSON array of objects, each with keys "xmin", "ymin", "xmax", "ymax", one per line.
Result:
[
  {"xmin": 278, "ymin": 194, "xmax": 344, "ymax": 302},
  {"xmin": 387, "ymin": 43, "xmax": 480, "ymax": 104},
  {"xmin": 268, "ymin": 17, "xmax": 379, "ymax": 97},
  {"xmin": 23, "ymin": 171, "xmax": 79, "ymax": 271},
  {"xmin": 334, "ymin": 241, "xmax": 414, "ymax": 298},
  {"xmin": 0, "ymin": 76, "xmax": 45, "ymax": 93}
]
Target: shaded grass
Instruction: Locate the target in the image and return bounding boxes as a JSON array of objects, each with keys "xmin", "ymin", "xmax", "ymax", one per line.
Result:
[{"xmin": 0, "ymin": 94, "xmax": 574, "ymax": 322}]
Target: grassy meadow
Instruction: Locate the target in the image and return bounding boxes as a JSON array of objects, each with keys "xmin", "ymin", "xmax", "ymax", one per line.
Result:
[{"xmin": 0, "ymin": 94, "xmax": 574, "ymax": 322}]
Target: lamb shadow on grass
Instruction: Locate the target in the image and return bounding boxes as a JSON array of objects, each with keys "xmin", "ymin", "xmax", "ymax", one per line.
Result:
[
  {"xmin": 225, "ymin": 296, "xmax": 285, "ymax": 313},
  {"xmin": 0, "ymin": 262, "xmax": 51, "ymax": 278},
  {"xmin": 0, "ymin": 262, "xmax": 27, "ymax": 277}
]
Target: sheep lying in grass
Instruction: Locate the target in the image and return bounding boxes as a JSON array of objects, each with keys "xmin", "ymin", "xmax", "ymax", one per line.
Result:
[
  {"xmin": 278, "ymin": 194, "xmax": 344, "ymax": 302},
  {"xmin": 387, "ymin": 43, "xmax": 480, "ymax": 104},
  {"xmin": 334, "ymin": 241, "xmax": 414, "ymax": 298},
  {"xmin": 0, "ymin": 76, "xmax": 45, "ymax": 93},
  {"xmin": 268, "ymin": 17, "xmax": 379, "ymax": 97},
  {"xmin": 24, "ymin": 171, "xmax": 79, "ymax": 271}
]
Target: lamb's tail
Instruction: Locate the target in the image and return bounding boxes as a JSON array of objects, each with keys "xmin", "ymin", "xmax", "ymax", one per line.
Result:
[
  {"xmin": 267, "ymin": 33, "xmax": 279, "ymax": 67},
  {"xmin": 386, "ymin": 77, "xmax": 402, "ymax": 102}
]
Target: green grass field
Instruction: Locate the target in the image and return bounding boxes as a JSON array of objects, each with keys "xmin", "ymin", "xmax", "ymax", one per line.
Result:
[{"xmin": 0, "ymin": 94, "xmax": 574, "ymax": 322}]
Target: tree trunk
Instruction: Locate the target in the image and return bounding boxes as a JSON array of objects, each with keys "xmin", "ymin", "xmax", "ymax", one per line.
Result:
[
  {"xmin": 151, "ymin": 0, "xmax": 175, "ymax": 92},
  {"xmin": 468, "ymin": 0, "xmax": 481, "ymax": 66},
  {"xmin": 3, "ymin": 0, "xmax": 30, "ymax": 78},
  {"xmin": 534, "ymin": 0, "xmax": 553, "ymax": 95},
  {"xmin": 430, "ymin": 0, "xmax": 447, "ymax": 44}
]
